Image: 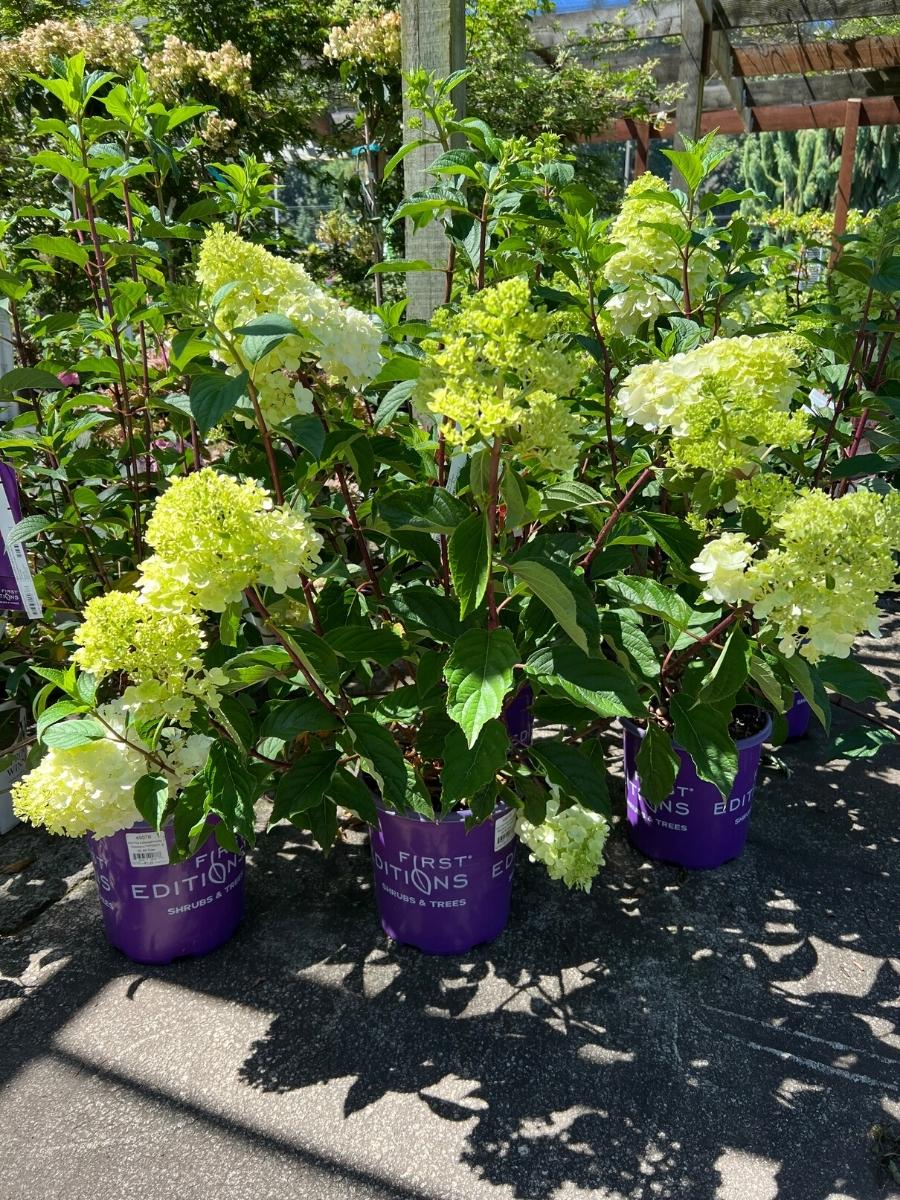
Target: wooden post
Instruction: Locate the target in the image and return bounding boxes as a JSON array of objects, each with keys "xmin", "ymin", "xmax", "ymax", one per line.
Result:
[
  {"xmin": 635, "ymin": 122, "xmax": 650, "ymax": 176},
  {"xmin": 674, "ymin": 0, "xmax": 711, "ymax": 164},
  {"xmin": 831, "ymin": 97, "xmax": 861, "ymax": 264},
  {"xmin": 400, "ymin": 0, "xmax": 466, "ymax": 319}
]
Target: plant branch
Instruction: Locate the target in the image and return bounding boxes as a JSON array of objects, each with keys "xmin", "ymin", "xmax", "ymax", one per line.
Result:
[{"xmin": 579, "ymin": 465, "xmax": 657, "ymax": 571}]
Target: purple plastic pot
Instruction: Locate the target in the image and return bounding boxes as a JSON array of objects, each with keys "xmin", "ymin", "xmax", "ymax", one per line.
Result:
[
  {"xmin": 503, "ymin": 684, "xmax": 533, "ymax": 747},
  {"xmin": 0, "ymin": 462, "xmax": 25, "ymax": 611},
  {"xmin": 371, "ymin": 803, "xmax": 518, "ymax": 954},
  {"xmin": 622, "ymin": 711, "xmax": 773, "ymax": 870},
  {"xmin": 86, "ymin": 821, "xmax": 245, "ymax": 964},
  {"xmin": 784, "ymin": 692, "xmax": 811, "ymax": 740}
]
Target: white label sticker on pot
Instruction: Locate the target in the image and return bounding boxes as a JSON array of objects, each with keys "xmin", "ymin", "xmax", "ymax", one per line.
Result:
[
  {"xmin": 126, "ymin": 830, "xmax": 170, "ymax": 868},
  {"xmin": 494, "ymin": 809, "xmax": 517, "ymax": 852}
]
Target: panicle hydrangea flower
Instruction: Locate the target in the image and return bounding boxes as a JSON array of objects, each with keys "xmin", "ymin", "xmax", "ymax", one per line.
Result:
[
  {"xmin": 692, "ymin": 490, "xmax": 900, "ymax": 661},
  {"xmin": 602, "ymin": 174, "xmax": 717, "ymax": 334},
  {"xmin": 415, "ymin": 278, "xmax": 584, "ymax": 471},
  {"xmin": 617, "ymin": 335, "xmax": 804, "ymax": 477},
  {"xmin": 11, "ymin": 704, "xmax": 212, "ymax": 839},
  {"xmin": 196, "ymin": 226, "xmax": 382, "ymax": 426},
  {"xmin": 146, "ymin": 36, "xmax": 251, "ymax": 101},
  {"xmin": 72, "ymin": 590, "xmax": 227, "ymax": 725},
  {"xmin": 323, "ymin": 10, "xmax": 401, "ymax": 71},
  {"xmin": 517, "ymin": 798, "xmax": 610, "ymax": 892},
  {"xmin": 138, "ymin": 468, "xmax": 323, "ymax": 613},
  {"xmin": 73, "ymin": 591, "xmax": 205, "ymax": 689},
  {"xmin": 0, "ymin": 20, "xmax": 141, "ymax": 88},
  {"xmin": 692, "ymin": 531, "xmax": 756, "ymax": 605}
]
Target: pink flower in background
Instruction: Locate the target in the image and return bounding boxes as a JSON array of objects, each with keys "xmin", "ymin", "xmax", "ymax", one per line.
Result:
[{"xmin": 56, "ymin": 371, "xmax": 79, "ymax": 388}]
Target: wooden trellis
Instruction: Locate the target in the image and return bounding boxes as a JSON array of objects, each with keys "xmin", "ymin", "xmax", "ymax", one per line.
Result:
[
  {"xmin": 533, "ymin": 0, "xmax": 900, "ymax": 227},
  {"xmin": 399, "ymin": 0, "xmax": 900, "ymax": 312}
]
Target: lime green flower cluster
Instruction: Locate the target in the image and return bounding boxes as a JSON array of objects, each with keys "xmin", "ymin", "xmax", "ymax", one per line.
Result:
[
  {"xmin": 617, "ymin": 335, "xmax": 805, "ymax": 478},
  {"xmin": 11, "ymin": 703, "xmax": 211, "ymax": 838},
  {"xmin": 197, "ymin": 226, "xmax": 382, "ymax": 426},
  {"xmin": 693, "ymin": 490, "xmax": 900, "ymax": 661},
  {"xmin": 517, "ymin": 798, "xmax": 610, "ymax": 892},
  {"xmin": 139, "ymin": 468, "xmax": 323, "ymax": 613},
  {"xmin": 416, "ymin": 278, "xmax": 584, "ymax": 471},
  {"xmin": 72, "ymin": 591, "xmax": 225, "ymax": 724},
  {"xmin": 602, "ymin": 174, "xmax": 717, "ymax": 334}
]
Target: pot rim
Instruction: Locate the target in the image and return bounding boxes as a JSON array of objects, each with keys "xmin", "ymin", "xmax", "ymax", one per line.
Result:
[
  {"xmin": 375, "ymin": 797, "xmax": 512, "ymax": 826},
  {"xmin": 620, "ymin": 708, "xmax": 774, "ymax": 752}
]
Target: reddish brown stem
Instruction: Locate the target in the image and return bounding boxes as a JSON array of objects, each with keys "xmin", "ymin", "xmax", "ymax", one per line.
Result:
[
  {"xmin": 245, "ymin": 588, "xmax": 341, "ymax": 716},
  {"xmin": 335, "ymin": 464, "xmax": 383, "ymax": 600},
  {"xmin": 580, "ymin": 465, "xmax": 656, "ymax": 571}
]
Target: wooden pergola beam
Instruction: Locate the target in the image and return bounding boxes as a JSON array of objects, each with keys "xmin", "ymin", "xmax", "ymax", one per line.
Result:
[
  {"xmin": 832, "ymin": 96, "xmax": 862, "ymax": 259},
  {"xmin": 733, "ymin": 34, "xmax": 900, "ymax": 77},
  {"xmin": 716, "ymin": 0, "xmax": 900, "ymax": 27},
  {"xmin": 598, "ymin": 95, "xmax": 900, "ymax": 140}
]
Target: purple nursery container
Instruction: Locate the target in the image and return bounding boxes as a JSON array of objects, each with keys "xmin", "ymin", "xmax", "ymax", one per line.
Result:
[
  {"xmin": 371, "ymin": 803, "xmax": 518, "ymax": 954},
  {"xmin": 503, "ymin": 685, "xmax": 534, "ymax": 747},
  {"xmin": 784, "ymin": 692, "xmax": 811, "ymax": 740},
  {"xmin": 86, "ymin": 821, "xmax": 246, "ymax": 964},
  {"xmin": 622, "ymin": 712, "xmax": 773, "ymax": 870},
  {"xmin": 0, "ymin": 462, "xmax": 25, "ymax": 611}
]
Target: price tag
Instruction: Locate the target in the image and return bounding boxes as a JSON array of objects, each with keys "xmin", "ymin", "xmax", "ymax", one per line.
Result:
[{"xmin": 0, "ymin": 474, "xmax": 41, "ymax": 620}]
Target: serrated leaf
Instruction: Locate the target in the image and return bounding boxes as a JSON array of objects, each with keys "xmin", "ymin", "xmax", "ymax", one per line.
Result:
[
  {"xmin": 440, "ymin": 719, "xmax": 508, "ymax": 809},
  {"xmin": 35, "ymin": 699, "xmax": 86, "ymax": 739},
  {"xmin": 696, "ymin": 626, "xmax": 751, "ymax": 706},
  {"xmin": 189, "ymin": 370, "xmax": 249, "ymax": 434},
  {"xmin": 669, "ymin": 696, "xmax": 737, "ymax": 800},
  {"xmin": 328, "ymin": 767, "xmax": 378, "ymax": 823},
  {"xmin": 525, "ymin": 643, "xmax": 645, "ymax": 719},
  {"xmin": 377, "ymin": 486, "xmax": 469, "ymax": 534},
  {"xmin": 133, "ymin": 773, "xmax": 169, "ymax": 831},
  {"xmin": 509, "ymin": 556, "xmax": 597, "ymax": 654},
  {"xmin": 828, "ymin": 725, "xmax": 896, "ymax": 760},
  {"xmin": 0, "ymin": 367, "xmax": 64, "ymax": 393},
  {"xmin": 41, "ymin": 717, "xmax": 106, "ymax": 749},
  {"xmin": 445, "ymin": 627, "xmax": 518, "ymax": 748},
  {"xmin": 205, "ymin": 741, "xmax": 256, "ymax": 843},
  {"xmin": 270, "ymin": 749, "xmax": 340, "ymax": 826},
  {"xmin": 780, "ymin": 655, "xmax": 830, "ymax": 734},
  {"xmin": 449, "ymin": 513, "xmax": 490, "ymax": 619},
  {"xmin": 817, "ymin": 657, "xmax": 888, "ymax": 702},
  {"xmin": 605, "ymin": 576, "xmax": 694, "ymax": 632},
  {"xmin": 343, "ymin": 713, "xmax": 407, "ymax": 810},
  {"xmin": 325, "ymin": 626, "xmax": 404, "ymax": 667},
  {"xmin": 634, "ymin": 723, "xmax": 680, "ymax": 809},
  {"xmin": 529, "ymin": 739, "xmax": 611, "ymax": 818},
  {"xmin": 387, "ymin": 585, "xmax": 462, "ymax": 644}
]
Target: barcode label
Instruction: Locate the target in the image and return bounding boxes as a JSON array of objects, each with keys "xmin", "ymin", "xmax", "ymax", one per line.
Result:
[
  {"xmin": 125, "ymin": 830, "xmax": 169, "ymax": 868},
  {"xmin": 0, "ymin": 484, "xmax": 42, "ymax": 620},
  {"xmin": 494, "ymin": 809, "xmax": 517, "ymax": 852}
]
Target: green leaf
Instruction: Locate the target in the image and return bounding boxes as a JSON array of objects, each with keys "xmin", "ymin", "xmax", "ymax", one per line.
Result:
[
  {"xmin": 4, "ymin": 515, "xmax": 51, "ymax": 547},
  {"xmin": 377, "ymin": 486, "xmax": 469, "ymax": 534},
  {"xmin": 205, "ymin": 741, "xmax": 256, "ymax": 843},
  {"xmin": 524, "ymin": 643, "xmax": 645, "ymax": 718},
  {"xmin": 669, "ymin": 696, "xmax": 738, "ymax": 800},
  {"xmin": 328, "ymin": 767, "xmax": 378, "ymax": 824},
  {"xmin": 270, "ymin": 749, "xmax": 340, "ymax": 826},
  {"xmin": 282, "ymin": 414, "xmax": 326, "ymax": 458},
  {"xmin": 343, "ymin": 713, "xmax": 407, "ymax": 810},
  {"xmin": 599, "ymin": 610, "xmax": 659, "ymax": 681},
  {"xmin": 133, "ymin": 774, "xmax": 169, "ymax": 831},
  {"xmin": 41, "ymin": 717, "xmax": 107, "ymax": 749},
  {"xmin": 634, "ymin": 723, "xmax": 680, "ymax": 809},
  {"xmin": 828, "ymin": 726, "xmax": 896, "ymax": 760},
  {"xmin": 449, "ymin": 513, "xmax": 490, "ymax": 619},
  {"xmin": 817, "ymin": 657, "xmax": 888, "ymax": 702},
  {"xmin": 440, "ymin": 719, "xmax": 508, "ymax": 809},
  {"xmin": 637, "ymin": 512, "xmax": 703, "ymax": 566},
  {"xmin": 381, "ymin": 137, "xmax": 430, "ymax": 182},
  {"xmin": 541, "ymin": 480, "xmax": 605, "ymax": 514},
  {"xmin": 509, "ymin": 556, "xmax": 597, "ymax": 654},
  {"xmin": 829, "ymin": 453, "xmax": 898, "ymax": 481},
  {"xmin": 189, "ymin": 370, "xmax": 249, "ymax": 434},
  {"xmin": 0, "ymin": 367, "xmax": 64, "ymax": 393},
  {"xmin": 387, "ymin": 585, "xmax": 462, "ymax": 644},
  {"xmin": 748, "ymin": 654, "xmax": 788, "ymax": 711},
  {"xmin": 445, "ymin": 627, "xmax": 518, "ymax": 748},
  {"xmin": 24, "ymin": 234, "xmax": 90, "ymax": 268},
  {"xmin": 218, "ymin": 602, "xmax": 242, "ymax": 649},
  {"xmin": 35, "ymin": 699, "xmax": 86, "ymax": 739},
  {"xmin": 529, "ymin": 739, "xmax": 611, "ymax": 818},
  {"xmin": 696, "ymin": 626, "xmax": 751, "ymax": 707},
  {"xmin": 325, "ymin": 626, "xmax": 403, "ymax": 667},
  {"xmin": 225, "ymin": 646, "xmax": 293, "ymax": 686},
  {"xmin": 780, "ymin": 655, "xmax": 830, "ymax": 734},
  {"xmin": 232, "ymin": 313, "xmax": 298, "ymax": 364},
  {"xmin": 605, "ymin": 576, "xmax": 694, "ymax": 632},
  {"xmin": 369, "ymin": 259, "xmax": 436, "ymax": 274},
  {"xmin": 260, "ymin": 696, "xmax": 342, "ymax": 740}
]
